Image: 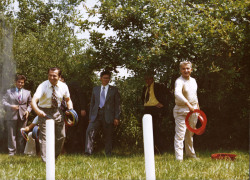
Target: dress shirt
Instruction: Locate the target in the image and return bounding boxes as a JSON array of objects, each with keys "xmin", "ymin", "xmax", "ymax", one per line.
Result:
[
  {"xmin": 16, "ymin": 88, "xmax": 23, "ymax": 100},
  {"xmin": 174, "ymin": 76, "xmax": 198, "ymax": 106},
  {"xmin": 33, "ymin": 80, "xmax": 70, "ymax": 108},
  {"xmin": 100, "ymin": 84, "xmax": 109, "ymax": 98},
  {"xmin": 144, "ymin": 82, "xmax": 160, "ymax": 106}
]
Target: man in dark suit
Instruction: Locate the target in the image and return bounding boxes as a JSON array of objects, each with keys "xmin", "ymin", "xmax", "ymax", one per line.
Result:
[
  {"xmin": 2, "ymin": 74, "xmax": 32, "ymax": 155},
  {"xmin": 85, "ymin": 70, "xmax": 121, "ymax": 156},
  {"xmin": 64, "ymin": 80, "xmax": 88, "ymax": 153},
  {"xmin": 142, "ymin": 73, "xmax": 167, "ymax": 153}
]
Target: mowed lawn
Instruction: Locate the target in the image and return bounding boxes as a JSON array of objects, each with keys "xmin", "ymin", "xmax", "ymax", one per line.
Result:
[{"xmin": 0, "ymin": 150, "xmax": 248, "ymax": 179}]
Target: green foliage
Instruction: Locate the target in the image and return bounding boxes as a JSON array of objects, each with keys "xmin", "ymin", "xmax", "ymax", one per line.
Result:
[
  {"xmin": 0, "ymin": 0, "xmax": 94, "ymax": 93},
  {"xmin": 0, "ymin": 0, "xmax": 249, "ymax": 152},
  {"xmin": 0, "ymin": 0, "xmax": 94, "ymax": 144},
  {"xmin": 87, "ymin": 0, "xmax": 249, "ymax": 150},
  {"xmin": 114, "ymin": 76, "xmax": 145, "ymax": 149}
]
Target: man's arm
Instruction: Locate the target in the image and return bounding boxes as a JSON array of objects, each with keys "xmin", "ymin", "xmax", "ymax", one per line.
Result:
[
  {"xmin": 24, "ymin": 91, "xmax": 32, "ymax": 119},
  {"xmin": 89, "ymin": 88, "xmax": 95, "ymax": 120},
  {"xmin": 2, "ymin": 90, "xmax": 19, "ymax": 111},
  {"xmin": 26, "ymin": 91, "xmax": 32, "ymax": 113},
  {"xmin": 114, "ymin": 88, "xmax": 121, "ymax": 126},
  {"xmin": 174, "ymin": 79, "xmax": 195, "ymax": 112},
  {"xmin": 64, "ymin": 97, "xmax": 73, "ymax": 110},
  {"xmin": 31, "ymin": 96, "xmax": 46, "ymax": 117}
]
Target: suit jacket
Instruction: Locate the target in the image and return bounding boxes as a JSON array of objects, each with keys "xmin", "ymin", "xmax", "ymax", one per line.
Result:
[
  {"xmin": 68, "ymin": 83, "xmax": 87, "ymax": 114},
  {"xmin": 89, "ymin": 85, "xmax": 121, "ymax": 124},
  {"xmin": 2, "ymin": 88, "xmax": 32, "ymax": 121},
  {"xmin": 141, "ymin": 82, "xmax": 167, "ymax": 107}
]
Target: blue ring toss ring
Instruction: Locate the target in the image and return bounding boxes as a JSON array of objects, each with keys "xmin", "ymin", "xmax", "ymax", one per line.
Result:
[
  {"xmin": 65, "ymin": 109, "xmax": 78, "ymax": 127},
  {"xmin": 32, "ymin": 125, "xmax": 40, "ymax": 141}
]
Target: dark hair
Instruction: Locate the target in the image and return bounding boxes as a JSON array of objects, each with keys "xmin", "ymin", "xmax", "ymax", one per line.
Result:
[
  {"xmin": 60, "ymin": 74, "xmax": 65, "ymax": 81},
  {"xmin": 143, "ymin": 71, "xmax": 155, "ymax": 79},
  {"xmin": 48, "ymin": 67, "xmax": 62, "ymax": 76},
  {"xmin": 100, "ymin": 70, "xmax": 111, "ymax": 78},
  {"xmin": 15, "ymin": 74, "xmax": 26, "ymax": 82}
]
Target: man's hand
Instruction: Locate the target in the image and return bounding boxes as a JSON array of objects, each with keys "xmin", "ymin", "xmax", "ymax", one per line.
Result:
[
  {"xmin": 11, "ymin": 105, "xmax": 19, "ymax": 110},
  {"xmin": 65, "ymin": 110, "xmax": 71, "ymax": 115},
  {"xmin": 81, "ymin": 110, "xmax": 86, "ymax": 117},
  {"xmin": 37, "ymin": 110, "xmax": 46, "ymax": 117},
  {"xmin": 21, "ymin": 127, "xmax": 29, "ymax": 132},
  {"xmin": 156, "ymin": 103, "xmax": 164, "ymax": 108},
  {"xmin": 114, "ymin": 119, "xmax": 119, "ymax": 126},
  {"xmin": 24, "ymin": 111, "xmax": 29, "ymax": 120},
  {"xmin": 186, "ymin": 102, "xmax": 195, "ymax": 112}
]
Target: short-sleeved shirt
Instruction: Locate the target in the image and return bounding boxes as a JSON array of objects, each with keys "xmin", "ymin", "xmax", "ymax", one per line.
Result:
[{"xmin": 34, "ymin": 80, "xmax": 70, "ymax": 108}]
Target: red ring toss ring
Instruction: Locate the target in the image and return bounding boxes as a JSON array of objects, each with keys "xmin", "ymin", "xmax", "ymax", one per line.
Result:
[
  {"xmin": 185, "ymin": 109, "xmax": 207, "ymax": 135},
  {"xmin": 211, "ymin": 153, "xmax": 237, "ymax": 160}
]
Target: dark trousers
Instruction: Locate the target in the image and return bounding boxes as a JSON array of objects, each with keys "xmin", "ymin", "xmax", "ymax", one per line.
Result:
[
  {"xmin": 143, "ymin": 106, "xmax": 164, "ymax": 152},
  {"xmin": 64, "ymin": 115, "xmax": 88, "ymax": 154},
  {"xmin": 7, "ymin": 117, "xmax": 27, "ymax": 155},
  {"xmin": 85, "ymin": 109, "xmax": 113, "ymax": 155}
]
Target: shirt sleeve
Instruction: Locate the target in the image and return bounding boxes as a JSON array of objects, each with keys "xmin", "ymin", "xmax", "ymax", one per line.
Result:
[
  {"xmin": 174, "ymin": 79, "xmax": 188, "ymax": 104},
  {"xmin": 33, "ymin": 83, "xmax": 44, "ymax": 99},
  {"xmin": 63, "ymin": 84, "xmax": 70, "ymax": 99}
]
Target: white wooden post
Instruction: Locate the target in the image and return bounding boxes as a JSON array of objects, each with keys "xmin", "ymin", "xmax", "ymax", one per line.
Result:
[
  {"xmin": 143, "ymin": 114, "xmax": 156, "ymax": 180},
  {"xmin": 46, "ymin": 120, "xmax": 55, "ymax": 180}
]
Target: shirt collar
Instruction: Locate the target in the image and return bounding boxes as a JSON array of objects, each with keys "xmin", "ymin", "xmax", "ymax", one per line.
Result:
[
  {"xmin": 49, "ymin": 81, "xmax": 58, "ymax": 88},
  {"xmin": 101, "ymin": 84, "xmax": 109, "ymax": 90},
  {"xmin": 16, "ymin": 87, "xmax": 22, "ymax": 92},
  {"xmin": 147, "ymin": 82, "xmax": 154, "ymax": 88}
]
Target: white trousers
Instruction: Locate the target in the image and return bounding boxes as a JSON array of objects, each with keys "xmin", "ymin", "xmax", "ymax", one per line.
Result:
[
  {"xmin": 24, "ymin": 132, "xmax": 36, "ymax": 156},
  {"xmin": 173, "ymin": 105, "xmax": 198, "ymax": 160}
]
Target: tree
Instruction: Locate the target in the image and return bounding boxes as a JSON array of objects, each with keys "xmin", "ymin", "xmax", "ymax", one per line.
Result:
[
  {"xmin": 0, "ymin": 0, "xmax": 95, "ymax": 152},
  {"xmin": 85, "ymin": 0, "xmax": 249, "ymax": 150}
]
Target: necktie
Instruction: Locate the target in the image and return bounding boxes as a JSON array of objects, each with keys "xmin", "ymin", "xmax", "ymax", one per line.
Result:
[
  {"xmin": 18, "ymin": 89, "xmax": 22, "ymax": 103},
  {"xmin": 145, "ymin": 85, "xmax": 150, "ymax": 103},
  {"xmin": 99, "ymin": 87, "xmax": 106, "ymax": 108},
  {"xmin": 52, "ymin": 86, "xmax": 58, "ymax": 108}
]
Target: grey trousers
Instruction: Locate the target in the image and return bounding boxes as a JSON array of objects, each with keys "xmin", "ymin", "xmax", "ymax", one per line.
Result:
[
  {"xmin": 38, "ymin": 107, "xmax": 65, "ymax": 162},
  {"xmin": 7, "ymin": 118, "xmax": 27, "ymax": 155},
  {"xmin": 85, "ymin": 109, "xmax": 113, "ymax": 155}
]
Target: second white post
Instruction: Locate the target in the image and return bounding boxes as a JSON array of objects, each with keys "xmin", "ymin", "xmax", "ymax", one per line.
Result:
[
  {"xmin": 46, "ymin": 119, "xmax": 55, "ymax": 180},
  {"xmin": 143, "ymin": 114, "xmax": 156, "ymax": 180}
]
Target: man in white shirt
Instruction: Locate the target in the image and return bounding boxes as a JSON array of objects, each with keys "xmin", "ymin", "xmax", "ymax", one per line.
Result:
[
  {"xmin": 31, "ymin": 67, "xmax": 73, "ymax": 162},
  {"xmin": 173, "ymin": 61, "xmax": 199, "ymax": 161}
]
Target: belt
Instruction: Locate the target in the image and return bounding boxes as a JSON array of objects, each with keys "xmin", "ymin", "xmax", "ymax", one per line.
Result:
[{"xmin": 38, "ymin": 106, "xmax": 59, "ymax": 110}]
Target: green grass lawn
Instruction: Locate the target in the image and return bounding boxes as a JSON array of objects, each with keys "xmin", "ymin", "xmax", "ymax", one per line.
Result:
[{"xmin": 0, "ymin": 150, "xmax": 248, "ymax": 179}]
